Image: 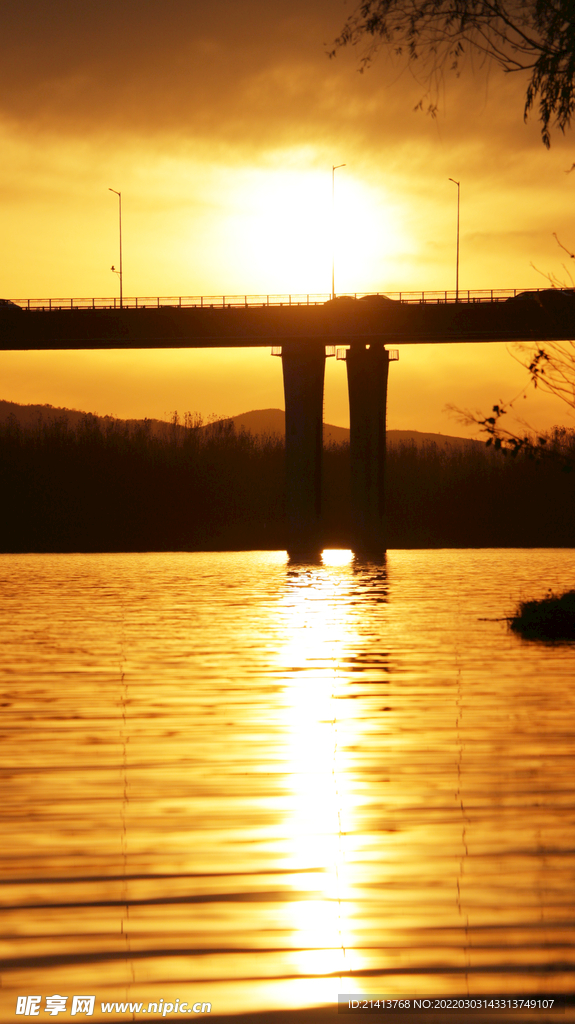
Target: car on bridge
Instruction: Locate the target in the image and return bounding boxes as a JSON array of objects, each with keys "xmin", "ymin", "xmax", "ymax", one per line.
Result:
[
  {"xmin": 506, "ymin": 288, "xmax": 575, "ymax": 303},
  {"xmin": 323, "ymin": 293, "xmax": 398, "ymax": 305}
]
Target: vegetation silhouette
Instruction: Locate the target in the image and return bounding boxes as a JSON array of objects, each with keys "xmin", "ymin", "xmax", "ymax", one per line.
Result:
[
  {"xmin": 1, "ymin": 411, "xmax": 575, "ymax": 552},
  {"xmin": 510, "ymin": 589, "xmax": 575, "ymax": 639},
  {"xmin": 331, "ymin": 0, "xmax": 575, "ymax": 147},
  {"xmin": 450, "ymin": 281, "xmax": 575, "ymax": 464},
  {"xmin": 0, "ymin": 412, "xmax": 285, "ymax": 552}
]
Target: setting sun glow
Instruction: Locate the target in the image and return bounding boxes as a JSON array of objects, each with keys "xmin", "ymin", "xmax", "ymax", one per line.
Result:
[
  {"xmin": 1, "ymin": 1, "xmax": 575, "ymax": 434},
  {"xmin": 224, "ymin": 164, "xmax": 413, "ymax": 294}
]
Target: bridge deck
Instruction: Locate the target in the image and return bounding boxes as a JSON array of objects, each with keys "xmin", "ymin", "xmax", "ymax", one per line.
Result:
[
  {"xmin": 1, "ymin": 291, "xmax": 574, "ymax": 349},
  {"xmin": 6, "ymin": 287, "xmax": 564, "ymax": 310}
]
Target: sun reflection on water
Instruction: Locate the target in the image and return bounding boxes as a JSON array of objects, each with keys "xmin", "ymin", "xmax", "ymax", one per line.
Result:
[
  {"xmin": 276, "ymin": 550, "xmax": 382, "ymax": 990},
  {"xmin": 3, "ymin": 550, "xmax": 573, "ymax": 1018}
]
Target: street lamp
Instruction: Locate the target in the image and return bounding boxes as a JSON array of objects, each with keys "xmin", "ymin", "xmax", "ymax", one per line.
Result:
[
  {"xmin": 332, "ymin": 163, "xmax": 346, "ymax": 299},
  {"xmin": 448, "ymin": 178, "xmax": 460, "ymax": 301},
  {"xmin": 109, "ymin": 188, "xmax": 123, "ymax": 308}
]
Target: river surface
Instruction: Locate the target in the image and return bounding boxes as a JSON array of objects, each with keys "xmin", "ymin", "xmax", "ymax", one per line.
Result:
[{"xmin": 1, "ymin": 550, "xmax": 574, "ymax": 1022}]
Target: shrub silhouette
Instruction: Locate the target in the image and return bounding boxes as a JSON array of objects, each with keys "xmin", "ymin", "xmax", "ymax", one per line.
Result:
[
  {"xmin": 1, "ymin": 414, "xmax": 574, "ymax": 551},
  {"xmin": 510, "ymin": 590, "xmax": 575, "ymax": 640}
]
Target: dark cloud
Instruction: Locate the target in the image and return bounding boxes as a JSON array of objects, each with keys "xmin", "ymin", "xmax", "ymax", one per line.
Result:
[
  {"xmin": 0, "ymin": 0, "xmax": 558, "ymax": 156},
  {"xmin": 1, "ymin": 1, "xmax": 347, "ymax": 137}
]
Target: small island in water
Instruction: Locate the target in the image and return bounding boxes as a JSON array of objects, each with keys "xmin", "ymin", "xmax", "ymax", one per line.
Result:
[{"xmin": 511, "ymin": 589, "xmax": 575, "ymax": 640}]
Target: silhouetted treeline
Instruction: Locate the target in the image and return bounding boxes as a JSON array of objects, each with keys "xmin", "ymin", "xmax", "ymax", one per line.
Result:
[
  {"xmin": 0, "ymin": 413, "xmax": 285, "ymax": 551},
  {"xmin": 1, "ymin": 413, "xmax": 574, "ymax": 551},
  {"xmin": 323, "ymin": 426, "xmax": 575, "ymax": 548},
  {"xmin": 387, "ymin": 428, "xmax": 575, "ymax": 548}
]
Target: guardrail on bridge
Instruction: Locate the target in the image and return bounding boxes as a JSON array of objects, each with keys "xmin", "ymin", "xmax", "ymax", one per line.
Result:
[{"xmin": 8, "ymin": 288, "xmax": 557, "ymax": 312}]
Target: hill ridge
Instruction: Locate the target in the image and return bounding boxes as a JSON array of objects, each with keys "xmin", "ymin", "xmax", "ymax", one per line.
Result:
[
  {"xmin": 0, "ymin": 399, "xmax": 481, "ymax": 448},
  {"xmin": 214, "ymin": 408, "xmax": 481, "ymax": 449}
]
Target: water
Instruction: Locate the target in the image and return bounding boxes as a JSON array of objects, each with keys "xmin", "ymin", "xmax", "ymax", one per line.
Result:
[{"xmin": 1, "ymin": 550, "xmax": 574, "ymax": 1022}]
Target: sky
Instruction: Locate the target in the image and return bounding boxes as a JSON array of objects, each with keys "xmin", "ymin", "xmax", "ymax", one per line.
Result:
[{"xmin": 1, "ymin": 0, "xmax": 575, "ymax": 434}]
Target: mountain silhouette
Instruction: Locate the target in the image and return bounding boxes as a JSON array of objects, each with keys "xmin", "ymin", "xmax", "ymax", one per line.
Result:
[
  {"xmin": 0, "ymin": 399, "xmax": 186, "ymax": 439},
  {"xmin": 216, "ymin": 408, "xmax": 481, "ymax": 449},
  {"xmin": 0, "ymin": 399, "xmax": 480, "ymax": 449}
]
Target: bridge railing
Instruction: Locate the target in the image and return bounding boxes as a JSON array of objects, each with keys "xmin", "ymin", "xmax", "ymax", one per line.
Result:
[{"xmin": 11, "ymin": 288, "xmax": 553, "ymax": 311}]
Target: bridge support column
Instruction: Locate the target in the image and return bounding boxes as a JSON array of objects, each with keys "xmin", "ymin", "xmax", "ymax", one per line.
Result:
[
  {"xmin": 346, "ymin": 342, "xmax": 390, "ymax": 555},
  {"xmin": 281, "ymin": 341, "xmax": 326, "ymax": 556}
]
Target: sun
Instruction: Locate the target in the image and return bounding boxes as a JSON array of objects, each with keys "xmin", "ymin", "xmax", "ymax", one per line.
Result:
[{"xmin": 224, "ymin": 162, "xmax": 412, "ymax": 296}]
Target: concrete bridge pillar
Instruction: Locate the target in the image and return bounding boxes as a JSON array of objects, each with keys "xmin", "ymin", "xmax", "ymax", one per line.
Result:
[
  {"xmin": 346, "ymin": 342, "xmax": 391, "ymax": 554},
  {"xmin": 281, "ymin": 341, "xmax": 326, "ymax": 556}
]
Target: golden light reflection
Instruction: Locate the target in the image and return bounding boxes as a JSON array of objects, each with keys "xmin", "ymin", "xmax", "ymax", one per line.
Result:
[
  {"xmin": 275, "ymin": 554, "xmax": 371, "ymax": 995},
  {"xmin": 322, "ymin": 548, "xmax": 354, "ymax": 566}
]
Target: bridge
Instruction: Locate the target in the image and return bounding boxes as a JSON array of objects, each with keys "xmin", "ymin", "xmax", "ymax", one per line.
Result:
[{"xmin": 2, "ymin": 288, "xmax": 574, "ymax": 555}]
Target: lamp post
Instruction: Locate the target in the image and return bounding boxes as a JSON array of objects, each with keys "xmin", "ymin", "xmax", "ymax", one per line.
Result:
[
  {"xmin": 109, "ymin": 188, "xmax": 123, "ymax": 308},
  {"xmin": 448, "ymin": 178, "xmax": 460, "ymax": 301},
  {"xmin": 332, "ymin": 163, "xmax": 346, "ymax": 299}
]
